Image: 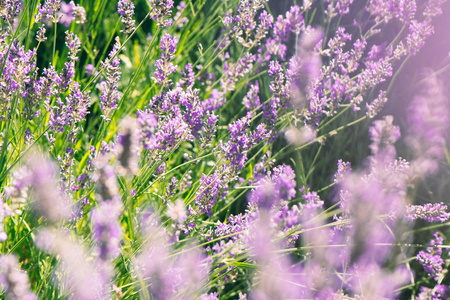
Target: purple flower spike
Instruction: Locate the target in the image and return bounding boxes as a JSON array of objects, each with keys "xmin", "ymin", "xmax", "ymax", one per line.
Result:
[{"xmin": 118, "ymin": 0, "xmax": 135, "ymax": 34}]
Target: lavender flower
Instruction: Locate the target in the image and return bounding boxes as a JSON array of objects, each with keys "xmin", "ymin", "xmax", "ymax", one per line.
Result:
[
  {"xmin": 149, "ymin": 0, "xmax": 174, "ymax": 28},
  {"xmin": 333, "ymin": 159, "xmax": 351, "ymax": 183},
  {"xmin": 247, "ymin": 214, "xmax": 301, "ymax": 299},
  {"xmin": 118, "ymin": 0, "xmax": 135, "ymax": 34},
  {"xmin": 71, "ymin": 1, "xmax": 86, "ymax": 23},
  {"xmin": 405, "ymin": 20, "xmax": 434, "ymax": 56},
  {"xmin": 302, "ymin": 191, "xmax": 324, "ymax": 210},
  {"xmin": 35, "ymin": 0, "xmax": 61, "ymax": 23},
  {"xmin": 154, "ymin": 34, "xmax": 177, "ymax": 85},
  {"xmin": 369, "ymin": 115, "xmax": 401, "ymax": 159},
  {"xmin": 195, "ymin": 172, "xmax": 224, "ymax": 215},
  {"xmin": 224, "ymin": 0, "xmax": 268, "ymax": 47},
  {"xmin": 407, "ymin": 203, "xmax": 450, "ymax": 223},
  {"xmin": 357, "ymin": 57, "xmax": 393, "ymax": 93},
  {"xmin": 367, "ymin": 0, "xmax": 417, "ymax": 24},
  {"xmin": 417, "ymin": 232, "xmax": 445, "ymax": 281},
  {"xmin": 48, "ymin": 81, "xmax": 90, "ymax": 143},
  {"xmin": 220, "ymin": 113, "xmax": 269, "ymax": 174},
  {"xmin": 177, "ymin": 63, "xmax": 195, "ymax": 88},
  {"xmin": 366, "ymin": 90, "xmax": 388, "ymax": 118},
  {"xmin": 99, "ymin": 37, "xmax": 122, "ymax": 120},
  {"xmin": 134, "ymin": 214, "xmax": 209, "ymax": 299},
  {"xmin": 221, "ymin": 53, "xmax": 254, "ymax": 93},
  {"xmin": 249, "ymin": 164, "xmax": 296, "ymax": 209},
  {"xmin": 0, "ymin": 0, "xmax": 22, "ymax": 22},
  {"xmin": 36, "ymin": 25, "xmax": 47, "ymax": 42},
  {"xmin": 273, "ymin": 5, "xmax": 303, "ymax": 43},
  {"xmin": 417, "ymin": 285, "xmax": 449, "ymax": 300},
  {"xmin": 179, "ymin": 87, "xmax": 205, "ymax": 138},
  {"xmin": 243, "ymin": 81, "xmax": 260, "ymax": 111},
  {"xmin": 154, "ymin": 112, "xmax": 188, "ymax": 151}
]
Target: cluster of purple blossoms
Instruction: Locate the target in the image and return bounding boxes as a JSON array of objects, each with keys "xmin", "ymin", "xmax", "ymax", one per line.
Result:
[
  {"xmin": 35, "ymin": 25, "xmax": 47, "ymax": 42},
  {"xmin": 154, "ymin": 111, "xmax": 188, "ymax": 151},
  {"xmin": 48, "ymin": 81, "xmax": 90, "ymax": 141},
  {"xmin": 417, "ymin": 285, "xmax": 449, "ymax": 300},
  {"xmin": 263, "ymin": 4, "xmax": 308, "ymax": 62},
  {"xmin": 333, "ymin": 159, "xmax": 351, "ymax": 183},
  {"xmin": 366, "ymin": 90, "xmax": 388, "ymax": 118},
  {"xmin": 90, "ymin": 154, "xmax": 124, "ymax": 289},
  {"xmin": 417, "ymin": 232, "xmax": 446, "ymax": 281},
  {"xmin": 223, "ymin": 0, "xmax": 268, "ymax": 47},
  {"xmin": 154, "ymin": 34, "xmax": 177, "ymax": 86},
  {"xmin": 35, "ymin": 1, "xmax": 85, "ymax": 26},
  {"xmin": 0, "ymin": 0, "xmax": 22, "ymax": 23},
  {"xmin": 99, "ymin": 37, "xmax": 122, "ymax": 121},
  {"xmin": 15, "ymin": 153, "xmax": 71, "ymax": 222},
  {"xmin": 273, "ymin": 5, "xmax": 304, "ymax": 42},
  {"xmin": 118, "ymin": 0, "xmax": 135, "ymax": 34},
  {"xmin": 220, "ymin": 112, "xmax": 270, "ymax": 174},
  {"xmin": 0, "ymin": 41, "xmax": 36, "ymax": 119},
  {"xmin": 407, "ymin": 203, "xmax": 450, "ymax": 223},
  {"xmin": 368, "ymin": 115, "xmax": 401, "ymax": 159},
  {"xmin": 242, "ymin": 81, "xmax": 260, "ymax": 111},
  {"xmin": 149, "ymin": 0, "xmax": 174, "ymax": 28},
  {"xmin": 367, "ymin": 0, "xmax": 417, "ymax": 24},
  {"xmin": 35, "ymin": 0, "xmax": 61, "ymax": 23},
  {"xmin": 221, "ymin": 53, "xmax": 255, "ymax": 93},
  {"xmin": 249, "ymin": 164, "xmax": 297, "ymax": 209},
  {"xmin": 70, "ymin": 1, "xmax": 87, "ymax": 24},
  {"xmin": 195, "ymin": 172, "xmax": 226, "ymax": 216}
]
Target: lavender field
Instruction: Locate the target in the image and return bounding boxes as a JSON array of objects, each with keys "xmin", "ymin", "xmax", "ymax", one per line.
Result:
[{"xmin": 0, "ymin": 0, "xmax": 449, "ymax": 299}]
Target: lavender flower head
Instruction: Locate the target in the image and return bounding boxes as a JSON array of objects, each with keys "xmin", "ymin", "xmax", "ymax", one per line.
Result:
[
  {"xmin": 154, "ymin": 34, "xmax": 178, "ymax": 85},
  {"xmin": 99, "ymin": 37, "xmax": 122, "ymax": 121},
  {"xmin": 149, "ymin": 0, "xmax": 174, "ymax": 28},
  {"xmin": 35, "ymin": 0, "xmax": 61, "ymax": 23},
  {"xmin": 369, "ymin": 115, "xmax": 401, "ymax": 160},
  {"xmin": 417, "ymin": 232, "xmax": 446, "ymax": 281},
  {"xmin": 407, "ymin": 203, "xmax": 450, "ymax": 223},
  {"xmin": 118, "ymin": 0, "xmax": 135, "ymax": 34},
  {"xmin": 71, "ymin": 1, "xmax": 86, "ymax": 24}
]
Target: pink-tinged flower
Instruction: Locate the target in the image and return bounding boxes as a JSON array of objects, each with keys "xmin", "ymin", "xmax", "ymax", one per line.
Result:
[
  {"xmin": 36, "ymin": 229, "xmax": 108, "ymax": 299},
  {"xmin": 0, "ymin": 255, "xmax": 36, "ymax": 300},
  {"xmin": 407, "ymin": 71, "xmax": 449, "ymax": 176}
]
